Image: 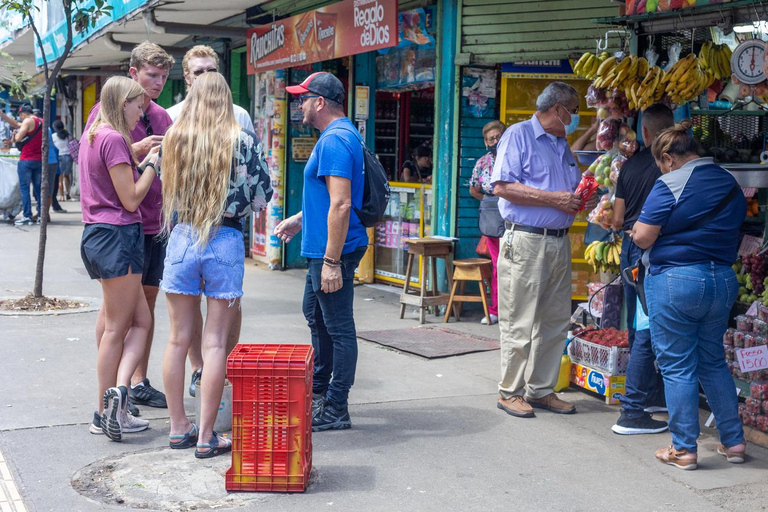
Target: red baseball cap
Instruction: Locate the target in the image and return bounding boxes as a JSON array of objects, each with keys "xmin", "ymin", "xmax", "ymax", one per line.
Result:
[{"xmin": 286, "ymin": 72, "xmax": 345, "ymax": 104}]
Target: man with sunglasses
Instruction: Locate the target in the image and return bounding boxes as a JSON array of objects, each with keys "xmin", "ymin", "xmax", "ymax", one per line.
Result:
[
  {"xmin": 275, "ymin": 72, "xmax": 367, "ymax": 432},
  {"xmin": 166, "ymin": 45, "xmax": 254, "ymax": 132},
  {"xmin": 491, "ymin": 82, "xmax": 598, "ymax": 419},
  {"xmin": 85, "ymin": 41, "xmax": 175, "ymax": 416},
  {"xmin": 167, "ymin": 45, "xmax": 254, "ymax": 401}
]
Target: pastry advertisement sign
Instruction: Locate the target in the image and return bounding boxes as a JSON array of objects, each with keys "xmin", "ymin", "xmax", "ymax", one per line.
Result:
[{"xmin": 247, "ymin": 0, "xmax": 398, "ymax": 74}]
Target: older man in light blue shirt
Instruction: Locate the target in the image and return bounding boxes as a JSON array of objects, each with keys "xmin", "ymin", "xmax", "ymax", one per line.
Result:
[{"xmin": 491, "ymin": 82, "xmax": 597, "ymax": 419}]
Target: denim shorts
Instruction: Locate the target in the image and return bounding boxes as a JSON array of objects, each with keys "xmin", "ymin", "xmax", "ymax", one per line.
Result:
[
  {"xmin": 80, "ymin": 223, "xmax": 144, "ymax": 280},
  {"xmin": 161, "ymin": 223, "xmax": 245, "ymax": 300}
]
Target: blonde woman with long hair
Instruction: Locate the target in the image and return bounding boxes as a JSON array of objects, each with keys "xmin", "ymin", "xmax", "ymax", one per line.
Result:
[
  {"xmin": 79, "ymin": 76, "xmax": 160, "ymax": 442},
  {"xmin": 160, "ymin": 72, "xmax": 272, "ymax": 459}
]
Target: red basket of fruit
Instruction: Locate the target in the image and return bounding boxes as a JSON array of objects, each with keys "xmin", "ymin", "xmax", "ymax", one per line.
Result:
[{"xmin": 569, "ymin": 328, "xmax": 631, "ymax": 375}]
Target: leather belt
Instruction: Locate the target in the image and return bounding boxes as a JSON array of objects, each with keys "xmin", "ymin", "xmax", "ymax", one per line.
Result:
[
  {"xmin": 505, "ymin": 221, "xmax": 569, "ymax": 238},
  {"xmin": 221, "ymin": 217, "xmax": 243, "ymax": 231}
]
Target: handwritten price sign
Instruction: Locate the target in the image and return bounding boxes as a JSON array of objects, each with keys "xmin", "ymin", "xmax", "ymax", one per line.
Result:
[{"xmin": 736, "ymin": 345, "xmax": 768, "ymax": 373}]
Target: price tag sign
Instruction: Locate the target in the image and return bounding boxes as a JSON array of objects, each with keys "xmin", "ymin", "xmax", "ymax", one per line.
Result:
[
  {"xmin": 738, "ymin": 235, "xmax": 764, "ymax": 257},
  {"xmin": 736, "ymin": 345, "xmax": 768, "ymax": 373}
]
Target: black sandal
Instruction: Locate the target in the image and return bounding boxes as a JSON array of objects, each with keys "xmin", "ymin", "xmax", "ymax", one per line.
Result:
[
  {"xmin": 169, "ymin": 424, "xmax": 198, "ymax": 449},
  {"xmin": 195, "ymin": 431, "xmax": 232, "ymax": 459}
]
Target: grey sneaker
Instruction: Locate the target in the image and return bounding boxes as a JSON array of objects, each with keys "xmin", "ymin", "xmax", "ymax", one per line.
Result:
[
  {"xmin": 120, "ymin": 409, "xmax": 149, "ymax": 433},
  {"xmin": 89, "ymin": 411, "xmax": 103, "ymax": 435},
  {"xmin": 101, "ymin": 386, "xmax": 126, "ymax": 442},
  {"xmin": 312, "ymin": 393, "xmax": 326, "ymax": 420},
  {"xmin": 129, "ymin": 378, "xmax": 167, "ymax": 408}
]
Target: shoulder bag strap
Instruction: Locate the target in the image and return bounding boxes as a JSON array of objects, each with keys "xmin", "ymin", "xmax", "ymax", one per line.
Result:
[{"xmin": 687, "ymin": 182, "xmax": 741, "ymax": 232}]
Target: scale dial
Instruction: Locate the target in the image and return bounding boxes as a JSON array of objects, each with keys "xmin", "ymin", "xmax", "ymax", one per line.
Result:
[{"xmin": 731, "ymin": 40, "xmax": 767, "ymax": 85}]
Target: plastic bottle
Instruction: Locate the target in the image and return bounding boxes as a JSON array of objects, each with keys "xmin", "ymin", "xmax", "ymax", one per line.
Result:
[{"xmin": 554, "ymin": 332, "xmax": 573, "ymax": 392}]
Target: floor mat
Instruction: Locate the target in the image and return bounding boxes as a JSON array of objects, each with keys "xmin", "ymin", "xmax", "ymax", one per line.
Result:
[{"xmin": 357, "ymin": 326, "xmax": 500, "ymax": 359}]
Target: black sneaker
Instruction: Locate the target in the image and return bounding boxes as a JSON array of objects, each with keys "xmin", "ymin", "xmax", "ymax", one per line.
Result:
[
  {"xmin": 312, "ymin": 402, "xmax": 351, "ymax": 432},
  {"xmin": 189, "ymin": 369, "xmax": 202, "ymax": 398},
  {"xmin": 130, "ymin": 378, "xmax": 167, "ymax": 408},
  {"xmin": 612, "ymin": 412, "xmax": 668, "ymax": 435},
  {"xmin": 127, "ymin": 399, "xmax": 140, "ymax": 417},
  {"xmin": 89, "ymin": 411, "xmax": 103, "ymax": 435},
  {"xmin": 312, "ymin": 393, "xmax": 325, "ymax": 420},
  {"xmin": 101, "ymin": 386, "xmax": 126, "ymax": 442}
]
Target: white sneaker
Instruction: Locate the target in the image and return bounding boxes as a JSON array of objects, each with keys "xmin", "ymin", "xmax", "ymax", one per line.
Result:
[
  {"xmin": 13, "ymin": 217, "xmax": 33, "ymax": 226},
  {"xmin": 121, "ymin": 410, "xmax": 149, "ymax": 433},
  {"xmin": 481, "ymin": 314, "xmax": 499, "ymax": 325}
]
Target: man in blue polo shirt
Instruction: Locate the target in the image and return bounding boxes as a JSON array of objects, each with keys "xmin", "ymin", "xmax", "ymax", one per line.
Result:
[{"xmin": 275, "ymin": 72, "xmax": 367, "ymax": 432}]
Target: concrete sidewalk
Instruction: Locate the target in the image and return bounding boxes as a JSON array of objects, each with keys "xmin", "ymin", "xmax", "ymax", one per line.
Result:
[{"xmin": 1, "ymin": 206, "xmax": 767, "ymax": 512}]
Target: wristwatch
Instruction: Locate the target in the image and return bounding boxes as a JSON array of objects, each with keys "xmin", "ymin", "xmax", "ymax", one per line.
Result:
[{"xmin": 138, "ymin": 161, "xmax": 156, "ymax": 175}]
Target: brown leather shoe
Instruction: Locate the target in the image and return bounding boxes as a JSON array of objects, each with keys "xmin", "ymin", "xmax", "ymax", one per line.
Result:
[
  {"xmin": 497, "ymin": 395, "xmax": 534, "ymax": 418},
  {"xmin": 717, "ymin": 443, "xmax": 746, "ymax": 464},
  {"xmin": 656, "ymin": 445, "xmax": 698, "ymax": 470},
  {"xmin": 526, "ymin": 393, "xmax": 576, "ymax": 414}
]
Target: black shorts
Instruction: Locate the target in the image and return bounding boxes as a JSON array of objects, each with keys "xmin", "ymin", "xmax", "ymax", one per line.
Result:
[
  {"xmin": 80, "ymin": 223, "xmax": 144, "ymax": 280},
  {"xmin": 142, "ymin": 234, "xmax": 167, "ymax": 287}
]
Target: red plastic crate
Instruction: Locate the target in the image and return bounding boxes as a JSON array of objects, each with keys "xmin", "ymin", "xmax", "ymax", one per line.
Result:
[{"xmin": 226, "ymin": 344, "xmax": 313, "ymax": 492}]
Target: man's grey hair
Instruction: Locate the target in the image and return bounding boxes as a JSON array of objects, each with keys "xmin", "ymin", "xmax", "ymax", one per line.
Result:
[{"xmin": 536, "ymin": 82, "xmax": 579, "ymax": 112}]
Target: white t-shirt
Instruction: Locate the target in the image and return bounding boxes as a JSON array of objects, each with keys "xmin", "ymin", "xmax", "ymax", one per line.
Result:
[
  {"xmin": 166, "ymin": 100, "xmax": 255, "ymax": 132},
  {"xmin": 52, "ymin": 132, "xmax": 71, "ymax": 155}
]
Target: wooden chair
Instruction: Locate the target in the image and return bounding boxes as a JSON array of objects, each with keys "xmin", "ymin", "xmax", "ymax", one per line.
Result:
[
  {"xmin": 399, "ymin": 238, "xmax": 454, "ymax": 324},
  {"xmin": 443, "ymin": 258, "xmax": 492, "ymax": 324}
]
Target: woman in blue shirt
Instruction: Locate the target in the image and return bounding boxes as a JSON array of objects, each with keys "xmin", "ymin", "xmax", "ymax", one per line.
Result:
[{"xmin": 632, "ymin": 121, "xmax": 747, "ymax": 470}]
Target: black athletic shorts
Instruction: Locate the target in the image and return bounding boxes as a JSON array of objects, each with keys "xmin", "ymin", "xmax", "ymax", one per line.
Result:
[
  {"xmin": 142, "ymin": 234, "xmax": 167, "ymax": 287},
  {"xmin": 80, "ymin": 223, "xmax": 144, "ymax": 280}
]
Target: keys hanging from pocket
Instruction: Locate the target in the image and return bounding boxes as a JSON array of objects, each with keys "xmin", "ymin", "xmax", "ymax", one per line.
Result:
[{"xmin": 504, "ymin": 230, "xmax": 515, "ymax": 260}]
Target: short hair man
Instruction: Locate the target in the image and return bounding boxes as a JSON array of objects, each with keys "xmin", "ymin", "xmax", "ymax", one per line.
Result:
[
  {"xmin": 166, "ymin": 45, "xmax": 254, "ymax": 131},
  {"xmin": 491, "ymin": 82, "xmax": 598, "ymax": 418},
  {"xmin": 85, "ymin": 41, "xmax": 175, "ymax": 415},
  {"xmin": 166, "ymin": 45, "xmax": 253, "ymax": 399},
  {"xmin": 275, "ymin": 72, "xmax": 368, "ymax": 431},
  {"xmin": 610, "ymin": 103, "xmax": 674, "ymax": 436},
  {"xmin": 1, "ymin": 104, "xmax": 43, "ymax": 225}
]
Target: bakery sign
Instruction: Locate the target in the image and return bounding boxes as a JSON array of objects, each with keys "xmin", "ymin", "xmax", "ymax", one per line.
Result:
[{"xmin": 247, "ymin": 0, "xmax": 398, "ymax": 74}]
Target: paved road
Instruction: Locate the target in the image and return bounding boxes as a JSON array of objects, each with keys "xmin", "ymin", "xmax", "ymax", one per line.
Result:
[{"xmin": 1, "ymin": 207, "xmax": 766, "ymax": 512}]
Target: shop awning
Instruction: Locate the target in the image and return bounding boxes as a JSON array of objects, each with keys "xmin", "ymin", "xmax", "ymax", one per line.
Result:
[{"xmin": 594, "ymin": 0, "xmax": 768, "ymax": 34}]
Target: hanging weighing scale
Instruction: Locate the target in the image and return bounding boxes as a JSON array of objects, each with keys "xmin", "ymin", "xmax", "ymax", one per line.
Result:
[{"xmin": 731, "ymin": 39, "xmax": 767, "ymax": 85}]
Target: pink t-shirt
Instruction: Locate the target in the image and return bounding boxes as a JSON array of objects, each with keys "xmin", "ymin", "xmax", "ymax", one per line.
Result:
[
  {"xmin": 78, "ymin": 126, "xmax": 141, "ymax": 226},
  {"xmin": 86, "ymin": 101, "xmax": 172, "ymax": 234}
]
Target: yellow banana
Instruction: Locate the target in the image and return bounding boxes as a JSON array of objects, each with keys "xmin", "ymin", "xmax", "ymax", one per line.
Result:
[{"xmin": 597, "ymin": 56, "xmax": 617, "ymax": 76}]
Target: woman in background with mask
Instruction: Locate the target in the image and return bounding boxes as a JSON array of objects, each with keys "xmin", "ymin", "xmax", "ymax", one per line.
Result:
[{"xmin": 469, "ymin": 120, "xmax": 505, "ymax": 325}]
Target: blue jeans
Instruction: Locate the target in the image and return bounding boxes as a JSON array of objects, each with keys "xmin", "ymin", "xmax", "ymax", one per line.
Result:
[
  {"xmin": 17, "ymin": 159, "xmax": 42, "ymax": 219},
  {"xmin": 646, "ymin": 263, "xmax": 744, "ymax": 453},
  {"xmin": 619, "ymin": 238, "xmax": 664, "ymax": 417},
  {"xmin": 303, "ymin": 247, "xmax": 367, "ymax": 409}
]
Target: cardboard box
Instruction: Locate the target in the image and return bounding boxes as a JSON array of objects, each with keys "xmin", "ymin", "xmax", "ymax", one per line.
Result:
[{"xmin": 570, "ymin": 362, "xmax": 626, "ymax": 405}]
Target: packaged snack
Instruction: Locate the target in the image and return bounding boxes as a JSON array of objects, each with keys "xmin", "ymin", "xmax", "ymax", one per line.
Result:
[
  {"xmin": 759, "ymin": 304, "xmax": 768, "ymax": 322},
  {"xmin": 751, "ymin": 381, "xmax": 768, "ymax": 400},
  {"xmin": 725, "ymin": 345, "xmax": 735, "ymax": 362},
  {"xmin": 754, "ymin": 319, "xmax": 768, "ymax": 336},
  {"xmin": 736, "ymin": 315, "xmax": 753, "ymax": 332},
  {"xmin": 746, "ymin": 334, "xmax": 757, "ymax": 348},
  {"xmin": 574, "ymin": 175, "xmax": 599, "ymax": 213},
  {"xmin": 733, "ymin": 330, "xmax": 746, "ymax": 348},
  {"xmin": 723, "ymin": 328, "xmax": 735, "ymax": 346},
  {"xmin": 757, "ymin": 415, "xmax": 768, "ymax": 433}
]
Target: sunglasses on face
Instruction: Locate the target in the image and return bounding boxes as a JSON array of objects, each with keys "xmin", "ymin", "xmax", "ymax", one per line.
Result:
[
  {"xmin": 299, "ymin": 95, "xmax": 321, "ymax": 104},
  {"xmin": 141, "ymin": 113, "xmax": 153, "ymax": 136},
  {"xmin": 191, "ymin": 67, "xmax": 218, "ymax": 77}
]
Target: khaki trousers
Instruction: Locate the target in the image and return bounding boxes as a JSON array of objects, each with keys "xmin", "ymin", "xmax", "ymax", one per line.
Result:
[{"xmin": 497, "ymin": 228, "xmax": 572, "ymax": 399}]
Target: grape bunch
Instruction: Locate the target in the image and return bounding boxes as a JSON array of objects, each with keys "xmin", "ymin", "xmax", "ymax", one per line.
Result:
[{"xmin": 742, "ymin": 252, "xmax": 768, "ymax": 302}]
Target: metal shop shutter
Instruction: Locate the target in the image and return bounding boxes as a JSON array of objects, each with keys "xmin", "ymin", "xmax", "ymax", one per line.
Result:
[{"xmin": 460, "ymin": 0, "xmax": 621, "ymax": 65}]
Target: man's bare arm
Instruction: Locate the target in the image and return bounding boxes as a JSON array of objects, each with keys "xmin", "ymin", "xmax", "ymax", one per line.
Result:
[{"xmin": 493, "ymin": 181, "xmax": 580, "ymax": 214}]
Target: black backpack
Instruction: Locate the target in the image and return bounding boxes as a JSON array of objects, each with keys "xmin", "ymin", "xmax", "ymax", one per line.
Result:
[{"xmin": 338, "ymin": 126, "xmax": 390, "ymax": 227}]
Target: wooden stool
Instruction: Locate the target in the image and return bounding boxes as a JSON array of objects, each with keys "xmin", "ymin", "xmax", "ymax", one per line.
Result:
[
  {"xmin": 399, "ymin": 238, "xmax": 454, "ymax": 324},
  {"xmin": 443, "ymin": 258, "xmax": 492, "ymax": 324}
]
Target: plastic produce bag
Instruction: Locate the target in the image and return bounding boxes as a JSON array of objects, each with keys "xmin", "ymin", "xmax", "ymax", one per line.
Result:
[
  {"xmin": 635, "ymin": 296, "xmax": 650, "ymax": 331},
  {"xmin": 645, "ymin": 47, "xmax": 659, "ymax": 68},
  {"xmin": 0, "ymin": 158, "xmax": 21, "ymax": 213},
  {"xmin": 664, "ymin": 42, "xmax": 682, "ymax": 72}
]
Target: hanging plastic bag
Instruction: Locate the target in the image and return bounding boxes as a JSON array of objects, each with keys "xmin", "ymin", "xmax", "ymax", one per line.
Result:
[
  {"xmin": 645, "ymin": 47, "xmax": 659, "ymax": 68},
  {"xmin": 664, "ymin": 42, "xmax": 682, "ymax": 72}
]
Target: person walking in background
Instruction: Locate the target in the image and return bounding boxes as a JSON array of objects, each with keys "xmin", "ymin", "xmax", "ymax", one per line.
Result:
[
  {"xmin": 632, "ymin": 122, "xmax": 747, "ymax": 470},
  {"xmin": 52, "ymin": 120, "xmax": 73, "ymax": 202},
  {"xmin": 610, "ymin": 103, "xmax": 674, "ymax": 436},
  {"xmin": 166, "ymin": 44, "xmax": 254, "ymax": 399},
  {"xmin": 160, "ymin": 72, "xmax": 272, "ymax": 459},
  {"xmin": 1, "ymin": 105, "xmax": 43, "ymax": 226},
  {"xmin": 78, "ymin": 76, "xmax": 159, "ymax": 441},
  {"xmin": 46, "ymin": 127, "xmax": 67, "ymax": 215},
  {"xmin": 469, "ymin": 120, "xmax": 505, "ymax": 325},
  {"xmin": 491, "ymin": 82, "xmax": 598, "ymax": 419},
  {"xmin": 275, "ymin": 72, "xmax": 368, "ymax": 432},
  {"xmin": 86, "ymin": 41, "xmax": 175, "ymax": 415}
]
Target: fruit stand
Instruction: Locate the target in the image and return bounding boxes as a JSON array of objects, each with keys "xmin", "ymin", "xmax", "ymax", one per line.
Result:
[{"xmin": 583, "ymin": 0, "xmax": 768, "ymax": 446}]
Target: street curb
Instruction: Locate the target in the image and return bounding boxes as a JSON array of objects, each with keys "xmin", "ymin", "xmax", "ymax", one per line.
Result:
[{"xmin": 0, "ymin": 296, "xmax": 101, "ymax": 316}]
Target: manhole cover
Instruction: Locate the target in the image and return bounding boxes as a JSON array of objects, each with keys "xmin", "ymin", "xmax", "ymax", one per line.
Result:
[
  {"xmin": 72, "ymin": 447, "xmax": 316, "ymax": 510},
  {"xmin": 357, "ymin": 326, "xmax": 500, "ymax": 358}
]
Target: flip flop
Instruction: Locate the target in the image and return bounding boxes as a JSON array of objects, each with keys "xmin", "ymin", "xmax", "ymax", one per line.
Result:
[
  {"xmin": 169, "ymin": 424, "xmax": 198, "ymax": 449},
  {"xmin": 195, "ymin": 431, "xmax": 232, "ymax": 459}
]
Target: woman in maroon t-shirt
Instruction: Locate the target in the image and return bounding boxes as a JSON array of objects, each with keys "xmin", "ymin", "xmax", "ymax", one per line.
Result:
[{"xmin": 79, "ymin": 76, "xmax": 159, "ymax": 442}]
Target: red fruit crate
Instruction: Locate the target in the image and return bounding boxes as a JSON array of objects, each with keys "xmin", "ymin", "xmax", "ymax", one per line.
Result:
[{"xmin": 226, "ymin": 344, "xmax": 313, "ymax": 493}]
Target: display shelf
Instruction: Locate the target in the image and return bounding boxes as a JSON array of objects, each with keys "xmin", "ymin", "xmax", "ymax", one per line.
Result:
[
  {"xmin": 690, "ymin": 109, "xmax": 767, "ymax": 117},
  {"xmin": 573, "ymin": 295, "xmax": 588, "ymax": 301}
]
